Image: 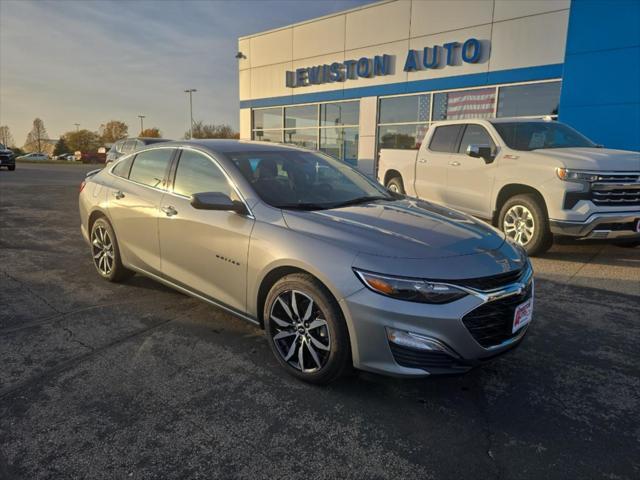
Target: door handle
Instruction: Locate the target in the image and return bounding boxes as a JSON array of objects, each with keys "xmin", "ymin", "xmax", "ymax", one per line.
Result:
[
  {"xmin": 161, "ymin": 205, "xmax": 178, "ymax": 217},
  {"xmin": 448, "ymin": 161, "xmax": 461, "ymax": 167},
  {"xmin": 112, "ymin": 190, "xmax": 125, "ymax": 199}
]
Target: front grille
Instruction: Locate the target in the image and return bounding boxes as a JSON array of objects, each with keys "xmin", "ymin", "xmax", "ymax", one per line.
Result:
[
  {"xmin": 594, "ymin": 173, "xmax": 640, "ymax": 182},
  {"xmin": 591, "ymin": 188, "xmax": 640, "ymax": 206},
  {"xmin": 462, "ymin": 282, "xmax": 533, "ymax": 348},
  {"xmin": 457, "ymin": 268, "xmax": 524, "ymax": 291},
  {"xmin": 389, "ymin": 343, "xmax": 470, "ymax": 370}
]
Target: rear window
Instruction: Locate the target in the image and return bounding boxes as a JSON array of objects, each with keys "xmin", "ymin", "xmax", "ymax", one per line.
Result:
[
  {"xmin": 429, "ymin": 125, "xmax": 463, "ymax": 153},
  {"xmin": 128, "ymin": 149, "xmax": 174, "ymax": 188},
  {"xmin": 112, "ymin": 156, "xmax": 133, "ymax": 178}
]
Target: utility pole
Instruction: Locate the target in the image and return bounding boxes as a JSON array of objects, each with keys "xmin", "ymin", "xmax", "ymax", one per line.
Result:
[
  {"xmin": 74, "ymin": 123, "xmax": 80, "ymax": 132},
  {"xmin": 184, "ymin": 89, "xmax": 197, "ymax": 139},
  {"xmin": 138, "ymin": 115, "xmax": 146, "ymax": 136}
]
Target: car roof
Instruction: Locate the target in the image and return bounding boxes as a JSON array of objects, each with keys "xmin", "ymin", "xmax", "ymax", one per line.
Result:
[{"xmin": 152, "ymin": 139, "xmax": 308, "ymax": 155}]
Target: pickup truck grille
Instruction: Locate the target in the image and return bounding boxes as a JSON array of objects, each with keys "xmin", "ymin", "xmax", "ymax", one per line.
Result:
[
  {"xmin": 594, "ymin": 173, "xmax": 640, "ymax": 182},
  {"xmin": 586, "ymin": 172, "xmax": 640, "ymax": 207},
  {"xmin": 591, "ymin": 189, "xmax": 640, "ymax": 206}
]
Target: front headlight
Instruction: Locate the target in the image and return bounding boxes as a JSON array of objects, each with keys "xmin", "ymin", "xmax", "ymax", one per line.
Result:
[
  {"xmin": 353, "ymin": 269, "xmax": 467, "ymax": 304},
  {"xmin": 556, "ymin": 168, "xmax": 599, "ymax": 182}
]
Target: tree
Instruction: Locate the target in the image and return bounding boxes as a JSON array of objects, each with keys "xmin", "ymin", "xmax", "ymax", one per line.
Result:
[
  {"xmin": 100, "ymin": 120, "xmax": 128, "ymax": 144},
  {"xmin": 186, "ymin": 121, "xmax": 239, "ymax": 139},
  {"xmin": 140, "ymin": 127, "xmax": 162, "ymax": 138},
  {"xmin": 53, "ymin": 138, "xmax": 70, "ymax": 156},
  {"xmin": 63, "ymin": 129, "xmax": 101, "ymax": 153},
  {"xmin": 24, "ymin": 118, "xmax": 49, "ymax": 153},
  {"xmin": 0, "ymin": 125, "xmax": 15, "ymax": 147}
]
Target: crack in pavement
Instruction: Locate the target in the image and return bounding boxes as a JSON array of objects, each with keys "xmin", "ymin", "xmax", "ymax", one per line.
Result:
[
  {"xmin": 0, "ymin": 298, "xmax": 189, "ymax": 335},
  {"xmin": 0, "ymin": 317, "xmax": 176, "ymax": 400},
  {"xmin": 1, "ymin": 271, "xmax": 62, "ymax": 315}
]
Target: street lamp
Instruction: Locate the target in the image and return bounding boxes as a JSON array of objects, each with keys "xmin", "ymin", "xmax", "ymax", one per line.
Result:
[
  {"xmin": 138, "ymin": 115, "xmax": 146, "ymax": 136},
  {"xmin": 184, "ymin": 89, "xmax": 197, "ymax": 139},
  {"xmin": 74, "ymin": 123, "xmax": 80, "ymax": 132}
]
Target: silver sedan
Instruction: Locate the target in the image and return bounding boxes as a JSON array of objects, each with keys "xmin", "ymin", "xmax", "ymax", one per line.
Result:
[{"xmin": 79, "ymin": 140, "xmax": 534, "ymax": 384}]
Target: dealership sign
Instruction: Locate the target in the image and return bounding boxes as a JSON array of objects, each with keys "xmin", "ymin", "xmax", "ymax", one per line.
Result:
[{"xmin": 286, "ymin": 38, "xmax": 485, "ymax": 88}]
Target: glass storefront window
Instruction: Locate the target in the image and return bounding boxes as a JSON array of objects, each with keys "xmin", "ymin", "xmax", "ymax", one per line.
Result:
[
  {"xmin": 285, "ymin": 105, "xmax": 318, "ymax": 129},
  {"xmin": 497, "ymin": 81, "xmax": 561, "ymax": 118},
  {"xmin": 253, "ymin": 107, "xmax": 282, "ymax": 130},
  {"xmin": 378, "ymin": 124, "xmax": 429, "ymax": 150},
  {"xmin": 283, "ymin": 129, "xmax": 317, "ymax": 149},
  {"xmin": 320, "ymin": 127, "xmax": 359, "ymax": 166},
  {"xmin": 252, "ymin": 130, "xmax": 282, "ymax": 142},
  {"xmin": 432, "ymin": 88, "xmax": 496, "ymax": 120},
  {"xmin": 379, "ymin": 94, "xmax": 431, "ymax": 124},
  {"xmin": 320, "ymin": 101, "xmax": 359, "ymax": 126}
]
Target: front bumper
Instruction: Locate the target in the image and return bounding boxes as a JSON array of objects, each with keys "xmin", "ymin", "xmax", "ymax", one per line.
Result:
[
  {"xmin": 339, "ymin": 270, "xmax": 533, "ymax": 377},
  {"xmin": 0, "ymin": 156, "xmax": 15, "ymax": 166},
  {"xmin": 549, "ymin": 212, "xmax": 640, "ymax": 239}
]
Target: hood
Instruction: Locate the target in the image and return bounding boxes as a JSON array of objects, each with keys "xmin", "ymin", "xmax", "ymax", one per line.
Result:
[
  {"xmin": 282, "ymin": 198, "xmax": 505, "ymax": 259},
  {"xmin": 530, "ymin": 148, "xmax": 640, "ymax": 171}
]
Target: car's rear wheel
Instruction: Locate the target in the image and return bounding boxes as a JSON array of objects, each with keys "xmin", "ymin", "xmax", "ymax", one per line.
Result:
[
  {"xmin": 499, "ymin": 194, "xmax": 553, "ymax": 256},
  {"xmin": 385, "ymin": 175, "xmax": 405, "ymax": 195},
  {"xmin": 90, "ymin": 217, "xmax": 134, "ymax": 282},
  {"xmin": 8, "ymin": 165, "xmax": 15, "ymax": 171},
  {"xmin": 264, "ymin": 273, "xmax": 351, "ymax": 384}
]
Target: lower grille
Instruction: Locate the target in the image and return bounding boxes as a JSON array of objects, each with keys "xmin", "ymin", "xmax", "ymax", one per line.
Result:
[
  {"xmin": 389, "ymin": 343, "xmax": 470, "ymax": 370},
  {"xmin": 591, "ymin": 188, "xmax": 640, "ymax": 206},
  {"xmin": 462, "ymin": 282, "xmax": 533, "ymax": 348}
]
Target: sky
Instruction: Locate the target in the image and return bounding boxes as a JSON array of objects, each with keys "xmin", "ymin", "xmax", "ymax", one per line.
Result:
[{"xmin": 0, "ymin": 0, "xmax": 373, "ymax": 144}]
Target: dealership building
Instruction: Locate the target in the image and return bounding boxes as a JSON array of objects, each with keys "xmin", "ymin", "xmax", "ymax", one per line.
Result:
[{"xmin": 238, "ymin": 0, "xmax": 640, "ymax": 175}]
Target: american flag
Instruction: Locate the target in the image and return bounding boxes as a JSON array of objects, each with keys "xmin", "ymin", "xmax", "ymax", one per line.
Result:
[
  {"xmin": 445, "ymin": 88, "xmax": 496, "ymax": 119},
  {"xmin": 417, "ymin": 94, "xmax": 430, "ymax": 122}
]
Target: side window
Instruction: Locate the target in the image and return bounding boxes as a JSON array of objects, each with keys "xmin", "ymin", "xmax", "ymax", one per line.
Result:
[
  {"xmin": 173, "ymin": 150, "xmax": 233, "ymax": 197},
  {"xmin": 129, "ymin": 149, "xmax": 174, "ymax": 189},
  {"xmin": 458, "ymin": 125, "xmax": 496, "ymax": 154},
  {"xmin": 112, "ymin": 155, "xmax": 134, "ymax": 178},
  {"xmin": 122, "ymin": 140, "xmax": 135, "ymax": 153},
  {"xmin": 429, "ymin": 125, "xmax": 463, "ymax": 153}
]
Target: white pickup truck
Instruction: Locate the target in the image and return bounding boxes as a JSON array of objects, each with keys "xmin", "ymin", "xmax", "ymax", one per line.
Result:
[{"xmin": 378, "ymin": 118, "xmax": 640, "ymax": 255}]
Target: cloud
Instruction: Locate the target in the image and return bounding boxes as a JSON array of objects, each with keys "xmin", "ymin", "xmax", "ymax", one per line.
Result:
[{"xmin": 0, "ymin": 0, "xmax": 373, "ymax": 142}]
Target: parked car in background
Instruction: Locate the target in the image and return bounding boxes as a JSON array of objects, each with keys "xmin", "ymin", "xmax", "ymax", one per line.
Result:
[
  {"xmin": 53, "ymin": 153, "xmax": 75, "ymax": 161},
  {"xmin": 16, "ymin": 152, "xmax": 49, "ymax": 161},
  {"xmin": 80, "ymin": 140, "xmax": 533, "ymax": 384},
  {"xmin": 106, "ymin": 137, "xmax": 170, "ymax": 164},
  {"xmin": 378, "ymin": 118, "xmax": 640, "ymax": 255},
  {"xmin": 0, "ymin": 143, "xmax": 15, "ymax": 170}
]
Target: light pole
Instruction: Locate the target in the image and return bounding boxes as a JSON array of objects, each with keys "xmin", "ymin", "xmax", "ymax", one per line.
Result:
[
  {"xmin": 184, "ymin": 89, "xmax": 197, "ymax": 139},
  {"xmin": 138, "ymin": 115, "xmax": 146, "ymax": 135},
  {"xmin": 74, "ymin": 123, "xmax": 80, "ymax": 132}
]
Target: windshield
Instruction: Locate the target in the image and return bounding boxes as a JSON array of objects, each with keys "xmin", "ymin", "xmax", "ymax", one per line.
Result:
[
  {"xmin": 227, "ymin": 150, "xmax": 393, "ymax": 210},
  {"xmin": 492, "ymin": 121, "xmax": 596, "ymax": 151}
]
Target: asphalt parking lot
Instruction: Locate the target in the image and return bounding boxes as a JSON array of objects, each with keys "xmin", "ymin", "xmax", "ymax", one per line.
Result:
[{"xmin": 1, "ymin": 163, "xmax": 639, "ymax": 479}]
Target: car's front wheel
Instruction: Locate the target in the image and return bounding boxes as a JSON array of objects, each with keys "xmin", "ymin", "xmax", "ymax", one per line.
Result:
[
  {"xmin": 90, "ymin": 217, "xmax": 134, "ymax": 282},
  {"xmin": 264, "ymin": 273, "xmax": 351, "ymax": 384},
  {"xmin": 498, "ymin": 194, "xmax": 553, "ymax": 256},
  {"xmin": 385, "ymin": 175, "xmax": 405, "ymax": 194}
]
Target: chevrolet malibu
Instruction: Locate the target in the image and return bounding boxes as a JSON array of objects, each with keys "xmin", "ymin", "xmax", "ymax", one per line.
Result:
[{"xmin": 79, "ymin": 140, "xmax": 534, "ymax": 384}]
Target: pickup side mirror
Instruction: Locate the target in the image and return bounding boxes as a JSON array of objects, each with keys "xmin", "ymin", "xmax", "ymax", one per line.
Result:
[
  {"xmin": 190, "ymin": 192, "xmax": 248, "ymax": 215},
  {"xmin": 466, "ymin": 144, "xmax": 494, "ymax": 164}
]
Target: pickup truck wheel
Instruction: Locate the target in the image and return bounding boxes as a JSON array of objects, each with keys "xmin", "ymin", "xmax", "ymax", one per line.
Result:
[
  {"xmin": 499, "ymin": 194, "xmax": 552, "ymax": 256},
  {"xmin": 386, "ymin": 176, "xmax": 405, "ymax": 194}
]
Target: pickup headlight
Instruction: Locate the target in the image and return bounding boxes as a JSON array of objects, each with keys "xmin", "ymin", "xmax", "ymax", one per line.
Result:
[
  {"xmin": 556, "ymin": 168, "xmax": 599, "ymax": 182},
  {"xmin": 353, "ymin": 269, "xmax": 467, "ymax": 304}
]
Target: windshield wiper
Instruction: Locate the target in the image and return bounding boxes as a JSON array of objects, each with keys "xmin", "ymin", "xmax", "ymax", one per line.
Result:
[{"xmin": 329, "ymin": 196, "xmax": 393, "ymax": 209}]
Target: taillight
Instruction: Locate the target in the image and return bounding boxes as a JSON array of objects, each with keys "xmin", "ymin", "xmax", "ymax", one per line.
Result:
[{"xmin": 79, "ymin": 180, "xmax": 86, "ymax": 193}]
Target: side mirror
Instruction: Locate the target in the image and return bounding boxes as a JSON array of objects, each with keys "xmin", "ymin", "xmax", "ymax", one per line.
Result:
[
  {"xmin": 466, "ymin": 144, "xmax": 494, "ymax": 163},
  {"xmin": 190, "ymin": 192, "xmax": 248, "ymax": 215}
]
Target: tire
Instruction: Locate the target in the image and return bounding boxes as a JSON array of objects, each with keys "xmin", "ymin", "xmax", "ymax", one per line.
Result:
[
  {"xmin": 264, "ymin": 273, "xmax": 351, "ymax": 385},
  {"xmin": 8, "ymin": 165, "xmax": 15, "ymax": 171},
  {"xmin": 90, "ymin": 217, "xmax": 134, "ymax": 282},
  {"xmin": 498, "ymin": 194, "xmax": 553, "ymax": 256},
  {"xmin": 385, "ymin": 175, "xmax": 405, "ymax": 195}
]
